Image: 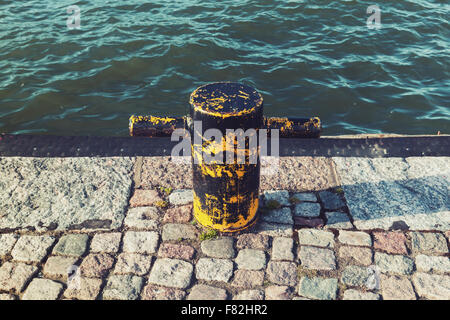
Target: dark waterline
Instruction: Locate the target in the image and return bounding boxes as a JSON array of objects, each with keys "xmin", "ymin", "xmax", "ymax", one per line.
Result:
[{"xmin": 0, "ymin": 0, "xmax": 449, "ymax": 136}]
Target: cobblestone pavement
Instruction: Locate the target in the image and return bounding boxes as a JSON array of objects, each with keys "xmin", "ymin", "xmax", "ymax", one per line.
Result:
[{"xmin": 0, "ymin": 156, "xmax": 449, "ymax": 300}]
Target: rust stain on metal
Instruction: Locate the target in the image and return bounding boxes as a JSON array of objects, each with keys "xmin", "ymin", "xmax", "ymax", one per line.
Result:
[{"xmin": 190, "ymin": 82, "xmax": 262, "ymax": 232}]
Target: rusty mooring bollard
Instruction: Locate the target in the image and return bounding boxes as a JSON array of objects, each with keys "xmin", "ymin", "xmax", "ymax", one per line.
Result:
[
  {"xmin": 188, "ymin": 82, "xmax": 264, "ymax": 232},
  {"xmin": 129, "ymin": 82, "xmax": 322, "ymax": 232}
]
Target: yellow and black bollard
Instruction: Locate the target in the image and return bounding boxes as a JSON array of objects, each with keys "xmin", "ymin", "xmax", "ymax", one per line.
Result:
[
  {"xmin": 129, "ymin": 83, "xmax": 323, "ymax": 232},
  {"xmin": 189, "ymin": 82, "xmax": 263, "ymax": 232}
]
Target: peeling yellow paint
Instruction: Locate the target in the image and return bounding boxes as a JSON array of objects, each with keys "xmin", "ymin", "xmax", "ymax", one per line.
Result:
[
  {"xmin": 189, "ymin": 82, "xmax": 263, "ymax": 118},
  {"xmin": 189, "ymin": 82, "xmax": 263, "ymax": 232},
  {"xmin": 193, "ymin": 191, "xmax": 259, "ymax": 232},
  {"xmin": 129, "ymin": 115, "xmax": 177, "ymax": 126}
]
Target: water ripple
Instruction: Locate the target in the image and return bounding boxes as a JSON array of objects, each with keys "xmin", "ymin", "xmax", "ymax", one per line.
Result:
[{"xmin": 0, "ymin": 0, "xmax": 448, "ymax": 135}]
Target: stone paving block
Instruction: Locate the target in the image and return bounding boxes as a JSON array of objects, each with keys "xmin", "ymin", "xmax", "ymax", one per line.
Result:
[
  {"xmin": 294, "ymin": 217, "xmax": 325, "ymax": 228},
  {"xmin": 406, "ymin": 158, "xmax": 450, "ymax": 225},
  {"xmin": 102, "ymin": 274, "xmax": 144, "ymax": 300},
  {"xmin": 11, "ymin": 235, "xmax": 55, "ymax": 263},
  {"xmin": 141, "ymin": 284, "xmax": 186, "ymax": 300},
  {"xmin": 162, "ymin": 223, "xmax": 197, "ymax": 241},
  {"xmin": 265, "ymin": 285, "xmax": 292, "ymax": 300},
  {"xmin": 201, "ymin": 237, "xmax": 235, "ymax": 259},
  {"xmin": 380, "ymin": 275, "xmax": 416, "ymax": 300},
  {"xmin": 343, "ymin": 289, "xmax": 380, "ymax": 300},
  {"xmin": 80, "ymin": 253, "xmax": 115, "ymax": 278},
  {"xmin": 373, "ymin": 232, "xmax": 408, "ymax": 254},
  {"xmin": 158, "ymin": 243, "xmax": 195, "ymax": 260},
  {"xmin": 410, "ymin": 232, "xmax": 448, "ymax": 254},
  {"xmin": 231, "ymin": 270, "xmax": 265, "ymax": 288},
  {"xmin": 0, "ymin": 262, "xmax": 38, "ymax": 293},
  {"xmin": 90, "ymin": 232, "xmax": 121, "ymax": 253},
  {"xmin": 233, "ymin": 290, "xmax": 265, "ymax": 300},
  {"xmin": 298, "ymin": 277, "xmax": 338, "ymax": 300},
  {"xmin": 0, "ymin": 157, "xmax": 134, "ymax": 231},
  {"xmin": 260, "ymin": 157, "xmax": 339, "ymax": 191},
  {"xmin": 324, "ymin": 212, "xmax": 353, "ymax": 229},
  {"xmin": 148, "ymin": 258, "xmax": 193, "ymax": 289},
  {"xmin": 263, "ymin": 190, "xmax": 290, "ymax": 206},
  {"xmin": 338, "ymin": 231, "xmax": 372, "ymax": 247},
  {"xmin": 53, "ymin": 234, "xmax": 89, "ymax": 257},
  {"xmin": 412, "ymin": 273, "xmax": 450, "ymax": 300},
  {"xmin": 129, "ymin": 189, "xmax": 162, "ymax": 207},
  {"xmin": 261, "ymin": 207, "xmax": 293, "ymax": 225},
  {"xmin": 187, "ymin": 284, "xmax": 227, "ymax": 300},
  {"xmin": 169, "ymin": 189, "xmax": 193, "ymax": 205},
  {"xmin": 163, "ymin": 204, "xmax": 192, "ymax": 224},
  {"xmin": 140, "ymin": 157, "xmax": 192, "ymax": 189},
  {"xmin": 299, "ymin": 246, "xmax": 336, "ymax": 270},
  {"xmin": 114, "ymin": 253, "xmax": 152, "ymax": 276},
  {"xmin": 124, "ymin": 207, "xmax": 159, "ymax": 230},
  {"xmin": 333, "ymin": 157, "xmax": 450, "ymax": 231},
  {"xmin": 195, "ymin": 258, "xmax": 233, "ymax": 282},
  {"xmin": 64, "ymin": 277, "xmax": 103, "ymax": 300},
  {"xmin": 123, "ymin": 231, "xmax": 159, "ymax": 254},
  {"xmin": 0, "ymin": 234, "xmax": 18, "ymax": 257},
  {"xmin": 415, "ymin": 254, "xmax": 450, "ymax": 273},
  {"xmin": 266, "ymin": 261, "xmax": 297, "ymax": 286},
  {"xmin": 0, "ymin": 294, "xmax": 16, "ymax": 300},
  {"xmin": 236, "ymin": 249, "xmax": 267, "ymax": 270},
  {"xmin": 294, "ymin": 202, "xmax": 321, "ymax": 218},
  {"xmin": 318, "ymin": 191, "xmax": 345, "ymax": 210},
  {"xmin": 375, "ymin": 252, "xmax": 414, "ymax": 275},
  {"xmin": 272, "ymin": 237, "xmax": 294, "ymax": 261},
  {"xmin": 255, "ymin": 221, "xmax": 293, "ymax": 238},
  {"xmin": 298, "ymin": 229, "xmax": 335, "ymax": 248},
  {"xmin": 338, "ymin": 246, "xmax": 373, "ymax": 266},
  {"xmin": 236, "ymin": 233, "xmax": 270, "ymax": 250},
  {"xmin": 291, "ymin": 192, "xmax": 317, "ymax": 202},
  {"xmin": 43, "ymin": 256, "xmax": 79, "ymax": 279},
  {"xmin": 340, "ymin": 265, "xmax": 371, "ymax": 288},
  {"xmin": 22, "ymin": 278, "xmax": 63, "ymax": 300}
]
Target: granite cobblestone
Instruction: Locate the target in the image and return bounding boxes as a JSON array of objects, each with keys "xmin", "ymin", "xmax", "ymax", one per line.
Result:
[
  {"xmin": 12, "ymin": 235, "xmax": 55, "ymax": 263},
  {"xmin": 2, "ymin": 167, "xmax": 449, "ymax": 300}
]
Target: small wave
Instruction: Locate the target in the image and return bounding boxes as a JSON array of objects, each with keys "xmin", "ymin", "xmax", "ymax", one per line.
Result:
[{"xmin": 0, "ymin": 0, "xmax": 448, "ymax": 136}]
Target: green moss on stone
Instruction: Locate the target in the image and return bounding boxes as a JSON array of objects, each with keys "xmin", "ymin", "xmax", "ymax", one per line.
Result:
[
  {"xmin": 155, "ymin": 200, "xmax": 169, "ymax": 208},
  {"xmin": 265, "ymin": 199, "xmax": 281, "ymax": 210},
  {"xmin": 199, "ymin": 229, "xmax": 218, "ymax": 241},
  {"xmin": 159, "ymin": 186, "xmax": 173, "ymax": 196}
]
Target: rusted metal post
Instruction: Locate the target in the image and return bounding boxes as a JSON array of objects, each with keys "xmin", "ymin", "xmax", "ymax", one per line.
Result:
[{"xmin": 189, "ymin": 82, "xmax": 263, "ymax": 232}]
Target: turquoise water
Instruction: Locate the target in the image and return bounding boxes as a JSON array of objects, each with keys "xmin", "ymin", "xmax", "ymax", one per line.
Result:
[{"xmin": 0, "ymin": 0, "xmax": 449, "ymax": 136}]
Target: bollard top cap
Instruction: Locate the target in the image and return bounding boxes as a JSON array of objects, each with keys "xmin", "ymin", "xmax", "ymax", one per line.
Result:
[{"xmin": 190, "ymin": 82, "xmax": 263, "ymax": 117}]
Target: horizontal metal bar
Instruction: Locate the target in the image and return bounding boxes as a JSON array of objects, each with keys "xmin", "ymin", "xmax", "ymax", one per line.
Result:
[
  {"xmin": 0, "ymin": 134, "xmax": 448, "ymax": 158},
  {"xmin": 129, "ymin": 115, "xmax": 322, "ymax": 138}
]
